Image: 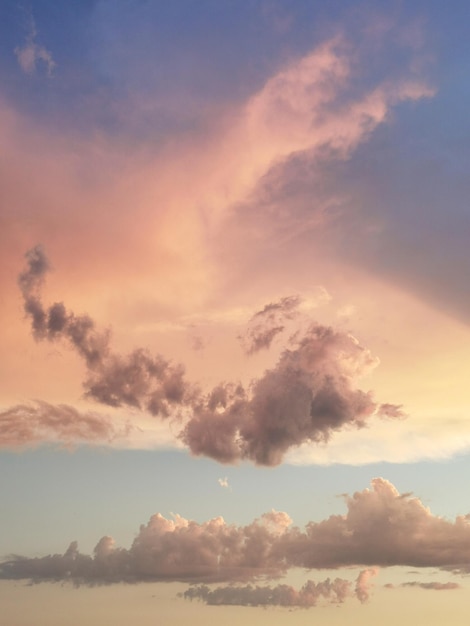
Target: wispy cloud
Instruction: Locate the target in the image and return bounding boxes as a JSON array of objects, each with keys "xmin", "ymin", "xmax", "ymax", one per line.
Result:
[
  {"xmin": 14, "ymin": 10, "xmax": 56, "ymax": 76},
  {"xmin": 0, "ymin": 400, "xmax": 124, "ymax": 449},
  {"xmin": 401, "ymin": 581, "xmax": 460, "ymax": 591},
  {"xmin": 238, "ymin": 295, "xmax": 302, "ymax": 355}
]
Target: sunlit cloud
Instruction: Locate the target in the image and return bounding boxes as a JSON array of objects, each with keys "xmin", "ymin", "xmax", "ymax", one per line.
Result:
[
  {"xmin": 16, "ymin": 246, "xmax": 402, "ymax": 465},
  {"xmin": 2, "ymin": 480, "xmax": 470, "ymax": 585}
]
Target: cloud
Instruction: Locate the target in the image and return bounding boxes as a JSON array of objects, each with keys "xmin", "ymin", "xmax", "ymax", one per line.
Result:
[
  {"xmin": 0, "ymin": 510, "xmax": 293, "ymax": 584},
  {"xmin": 240, "ymin": 38, "xmax": 433, "ymax": 176},
  {"xmin": 376, "ymin": 403, "xmax": 406, "ymax": 419},
  {"xmin": 0, "ymin": 401, "xmax": 122, "ymax": 449},
  {"xmin": 278, "ymin": 478, "xmax": 470, "ymax": 571},
  {"xmin": 355, "ymin": 567, "xmax": 378, "ymax": 603},
  {"xmin": 182, "ymin": 325, "xmax": 403, "ymax": 465},
  {"xmin": 18, "ymin": 247, "xmax": 403, "ymax": 465},
  {"xmin": 2, "ymin": 30, "xmax": 434, "ymax": 438},
  {"xmin": 14, "ymin": 11, "xmax": 56, "ymax": 76},
  {"xmin": 218, "ymin": 477, "xmax": 230, "ymax": 489},
  {"xmin": 401, "ymin": 581, "xmax": 461, "ymax": 591},
  {"xmin": 239, "ymin": 295, "xmax": 301, "ymax": 355},
  {"xmin": 18, "ymin": 246, "xmax": 194, "ymax": 418},
  {"xmin": 220, "ymin": 37, "xmax": 434, "ymax": 256},
  {"xmin": 18, "ymin": 246, "xmax": 111, "ymax": 368},
  {"xmin": 181, "ymin": 570, "xmax": 373, "ymax": 607},
  {"xmin": 2, "ymin": 480, "xmax": 470, "ymax": 585}
]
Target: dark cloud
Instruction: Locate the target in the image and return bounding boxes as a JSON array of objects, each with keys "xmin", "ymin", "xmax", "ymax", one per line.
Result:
[
  {"xmin": 2, "ymin": 480, "xmax": 470, "ymax": 586},
  {"xmin": 18, "ymin": 245, "xmax": 110, "ymax": 367},
  {"xmin": 18, "ymin": 245, "xmax": 50, "ymax": 293},
  {"xmin": 84, "ymin": 350, "xmax": 190, "ymax": 418},
  {"xmin": 183, "ymin": 326, "xmax": 400, "ymax": 465},
  {"xmin": 18, "ymin": 246, "xmax": 194, "ymax": 417},
  {"xmin": 17, "ymin": 245, "xmax": 50, "ymax": 339},
  {"xmin": 18, "ymin": 247, "xmax": 403, "ymax": 465},
  {"xmin": 0, "ymin": 401, "xmax": 120, "ymax": 448}
]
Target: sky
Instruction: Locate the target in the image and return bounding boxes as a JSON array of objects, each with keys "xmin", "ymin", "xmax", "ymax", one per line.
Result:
[{"xmin": 1, "ymin": 0, "xmax": 470, "ymax": 623}]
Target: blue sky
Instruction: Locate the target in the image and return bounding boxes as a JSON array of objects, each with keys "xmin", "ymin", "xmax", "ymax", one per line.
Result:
[{"xmin": 1, "ymin": 447, "xmax": 469, "ymax": 557}]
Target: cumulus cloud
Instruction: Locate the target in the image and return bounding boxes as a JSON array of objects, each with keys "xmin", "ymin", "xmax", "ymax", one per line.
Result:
[
  {"xmin": 181, "ymin": 572, "xmax": 371, "ymax": 607},
  {"xmin": 18, "ymin": 247, "xmax": 402, "ymax": 464},
  {"xmin": 0, "ymin": 401, "xmax": 121, "ymax": 448},
  {"xmin": 277, "ymin": 478, "xmax": 470, "ymax": 571},
  {"xmin": 182, "ymin": 325, "xmax": 402, "ymax": 465},
  {"xmin": 14, "ymin": 11, "xmax": 56, "ymax": 76},
  {"xmin": 2, "ymin": 480, "xmax": 470, "ymax": 585},
  {"xmin": 0, "ymin": 510, "xmax": 293, "ymax": 584}
]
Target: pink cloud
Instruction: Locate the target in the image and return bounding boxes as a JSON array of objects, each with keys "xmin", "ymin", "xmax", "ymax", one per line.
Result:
[
  {"xmin": 14, "ymin": 10, "xmax": 56, "ymax": 76},
  {"xmin": 279, "ymin": 478, "xmax": 470, "ymax": 570},
  {"xmin": 355, "ymin": 567, "xmax": 378, "ymax": 603},
  {"xmin": 238, "ymin": 295, "xmax": 302, "ymax": 355},
  {"xmin": 0, "ymin": 401, "xmax": 121, "ymax": 449},
  {"xmin": 0, "ymin": 510, "xmax": 293, "ymax": 584},
  {"xmin": 183, "ymin": 324, "xmax": 389, "ymax": 465},
  {"xmin": 2, "ymin": 480, "xmax": 470, "ymax": 585},
  {"xmin": 18, "ymin": 247, "xmax": 402, "ymax": 464}
]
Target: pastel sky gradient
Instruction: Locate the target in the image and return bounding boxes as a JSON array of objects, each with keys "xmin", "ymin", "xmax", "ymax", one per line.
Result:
[{"xmin": 2, "ymin": 1, "xmax": 470, "ymax": 624}]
